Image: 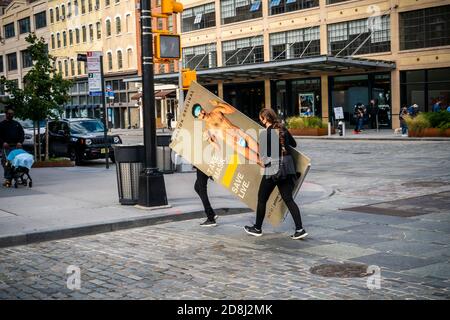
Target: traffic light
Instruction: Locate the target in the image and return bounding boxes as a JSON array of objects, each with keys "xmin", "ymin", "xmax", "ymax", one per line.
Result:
[
  {"xmin": 155, "ymin": 34, "xmax": 181, "ymax": 59},
  {"xmin": 182, "ymin": 69, "xmax": 197, "ymax": 90},
  {"xmin": 161, "ymin": 0, "xmax": 183, "ymax": 15}
]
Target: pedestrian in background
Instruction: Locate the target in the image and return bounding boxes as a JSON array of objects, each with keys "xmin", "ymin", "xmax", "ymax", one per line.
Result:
[
  {"xmin": 399, "ymin": 107, "xmax": 409, "ymax": 137},
  {"xmin": 353, "ymin": 103, "xmax": 364, "ymax": 134},
  {"xmin": 433, "ymin": 99, "xmax": 442, "ymax": 112},
  {"xmin": 0, "ymin": 108, "xmax": 25, "ymax": 186},
  {"xmin": 367, "ymin": 99, "xmax": 379, "ymax": 129}
]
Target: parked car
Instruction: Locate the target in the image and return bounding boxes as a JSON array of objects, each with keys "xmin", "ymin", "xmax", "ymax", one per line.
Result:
[
  {"xmin": 17, "ymin": 119, "xmax": 46, "ymax": 153},
  {"xmin": 48, "ymin": 118, "xmax": 122, "ymax": 165}
]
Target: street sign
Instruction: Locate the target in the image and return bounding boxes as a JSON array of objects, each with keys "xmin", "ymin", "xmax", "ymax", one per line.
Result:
[{"xmin": 87, "ymin": 51, "xmax": 102, "ymax": 97}]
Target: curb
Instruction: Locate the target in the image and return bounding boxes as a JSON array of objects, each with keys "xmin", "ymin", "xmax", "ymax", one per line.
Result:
[
  {"xmin": 0, "ymin": 207, "xmax": 251, "ymax": 249},
  {"xmin": 293, "ymin": 136, "xmax": 450, "ymax": 141}
]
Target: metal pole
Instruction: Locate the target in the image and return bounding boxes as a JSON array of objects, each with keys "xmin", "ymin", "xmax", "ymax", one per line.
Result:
[
  {"xmin": 138, "ymin": 0, "xmax": 168, "ymax": 207},
  {"xmin": 100, "ymin": 55, "xmax": 109, "ymax": 169},
  {"xmin": 178, "ymin": 60, "xmax": 184, "ymax": 115}
]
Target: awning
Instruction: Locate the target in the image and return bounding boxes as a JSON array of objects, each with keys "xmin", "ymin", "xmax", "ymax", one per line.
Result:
[
  {"xmin": 131, "ymin": 92, "xmax": 142, "ymax": 100},
  {"xmin": 154, "ymin": 90, "xmax": 176, "ymax": 99},
  {"xmin": 150, "ymin": 55, "xmax": 395, "ymax": 85}
]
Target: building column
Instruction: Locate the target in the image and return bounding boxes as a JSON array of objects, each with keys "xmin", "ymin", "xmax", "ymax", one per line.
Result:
[
  {"xmin": 264, "ymin": 79, "xmax": 271, "ymax": 109},
  {"xmin": 218, "ymin": 81, "xmax": 224, "ymax": 99},
  {"xmin": 320, "ymin": 75, "xmax": 329, "ymax": 122},
  {"xmin": 319, "ymin": 0, "xmax": 328, "ymax": 55},
  {"xmin": 391, "ymin": 69, "xmax": 400, "ymax": 129}
]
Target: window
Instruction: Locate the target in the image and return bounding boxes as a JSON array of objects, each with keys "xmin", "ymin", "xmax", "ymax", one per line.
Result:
[
  {"xmin": 63, "ymin": 31, "xmax": 67, "ymax": 47},
  {"xmin": 106, "ymin": 0, "xmax": 110, "ymax": 6},
  {"xmin": 57, "ymin": 32, "xmax": 61, "ymax": 48},
  {"xmin": 401, "ymin": 68, "xmax": 450, "ymax": 112},
  {"xmin": 0, "ymin": 56, "xmax": 4, "ymax": 73},
  {"xmin": 77, "ymin": 61, "xmax": 82, "ymax": 75},
  {"xmin": 4, "ymin": 23, "xmax": 15, "ymax": 39},
  {"xmin": 76, "ymin": 28, "xmax": 80, "ymax": 43},
  {"xmin": 270, "ymin": 0, "xmax": 318, "ymax": 16},
  {"xmin": 126, "ymin": 14, "xmax": 131, "ymax": 32},
  {"xmin": 182, "ymin": 2, "xmax": 216, "ymax": 32},
  {"xmin": 34, "ymin": 11, "xmax": 47, "ymax": 29},
  {"xmin": 400, "ymin": 5, "xmax": 450, "ymax": 50},
  {"xmin": 107, "ymin": 52, "xmax": 113, "ymax": 70},
  {"xmin": 81, "ymin": 0, "xmax": 86, "ymax": 14},
  {"xmin": 69, "ymin": 30, "xmax": 73, "ymax": 45},
  {"xmin": 182, "ymin": 43, "xmax": 217, "ymax": 69},
  {"xmin": 64, "ymin": 60, "xmax": 69, "ymax": 77},
  {"xmin": 270, "ymin": 26, "xmax": 320, "ymax": 60},
  {"xmin": 51, "ymin": 34, "xmax": 55, "ymax": 49},
  {"xmin": 327, "ymin": 0, "xmax": 349, "ymax": 4},
  {"xmin": 61, "ymin": 4, "xmax": 66, "ymax": 17},
  {"xmin": 50, "ymin": 8, "xmax": 54, "ymax": 24},
  {"xmin": 220, "ymin": 0, "xmax": 262, "ymax": 25},
  {"xmin": 67, "ymin": 2, "xmax": 72, "ymax": 16},
  {"xmin": 7, "ymin": 53, "xmax": 18, "ymax": 71},
  {"xmin": 96, "ymin": 22, "xmax": 101, "ymax": 39},
  {"xmin": 82, "ymin": 25, "xmax": 87, "ymax": 42},
  {"xmin": 89, "ymin": 24, "xmax": 94, "ymax": 41},
  {"xmin": 56, "ymin": 7, "xmax": 60, "ymax": 21},
  {"xmin": 95, "ymin": 0, "xmax": 100, "ymax": 10},
  {"xmin": 74, "ymin": 0, "xmax": 79, "ymax": 15},
  {"xmin": 106, "ymin": 19, "xmax": 111, "ymax": 36},
  {"xmin": 127, "ymin": 48, "xmax": 133, "ymax": 67},
  {"xmin": 22, "ymin": 50, "xmax": 33, "ymax": 68},
  {"xmin": 117, "ymin": 50, "xmax": 123, "ymax": 69},
  {"xmin": 18, "ymin": 17, "xmax": 31, "ymax": 34},
  {"xmin": 88, "ymin": 0, "xmax": 93, "ymax": 12},
  {"xmin": 71, "ymin": 59, "xmax": 75, "ymax": 75},
  {"xmin": 222, "ymin": 36, "xmax": 264, "ymax": 66},
  {"xmin": 116, "ymin": 17, "xmax": 121, "ymax": 34},
  {"xmin": 328, "ymin": 16, "xmax": 391, "ymax": 56}
]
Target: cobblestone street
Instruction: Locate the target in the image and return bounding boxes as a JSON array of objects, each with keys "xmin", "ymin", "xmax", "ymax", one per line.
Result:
[{"xmin": 1, "ymin": 139, "xmax": 450, "ymax": 299}]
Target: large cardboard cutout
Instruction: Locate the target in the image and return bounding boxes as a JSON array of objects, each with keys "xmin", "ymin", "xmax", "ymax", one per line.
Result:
[{"xmin": 170, "ymin": 82, "xmax": 311, "ymax": 226}]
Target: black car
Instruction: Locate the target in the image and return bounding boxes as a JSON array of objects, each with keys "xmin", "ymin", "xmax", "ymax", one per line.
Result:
[{"xmin": 48, "ymin": 118, "xmax": 122, "ymax": 165}]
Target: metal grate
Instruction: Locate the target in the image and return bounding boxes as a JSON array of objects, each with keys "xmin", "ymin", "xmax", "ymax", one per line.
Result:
[{"xmin": 310, "ymin": 263, "xmax": 370, "ymax": 278}]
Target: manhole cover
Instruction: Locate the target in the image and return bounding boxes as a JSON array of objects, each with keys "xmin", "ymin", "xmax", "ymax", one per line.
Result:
[
  {"xmin": 310, "ymin": 263, "xmax": 371, "ymax": 278},
  {"xmin": 402, "ymin": 181, "xmax": 450, "ymax": 188}
]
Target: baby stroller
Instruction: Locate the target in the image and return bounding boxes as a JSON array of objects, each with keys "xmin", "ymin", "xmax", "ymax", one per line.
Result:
[{"xmin": 3, "ymin": 148, "xmax": 34, "ymax": 188}]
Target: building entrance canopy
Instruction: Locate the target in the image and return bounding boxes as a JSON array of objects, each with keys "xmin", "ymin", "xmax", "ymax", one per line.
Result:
[{"xmin": 145, "ymin": 55, "xmax": 396, "ymax": 85}]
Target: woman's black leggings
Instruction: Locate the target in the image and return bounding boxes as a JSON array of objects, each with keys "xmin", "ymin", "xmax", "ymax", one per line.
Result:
[{"xmin": 255, "ymin": 177, "xmax": 303, "ymax": 230}]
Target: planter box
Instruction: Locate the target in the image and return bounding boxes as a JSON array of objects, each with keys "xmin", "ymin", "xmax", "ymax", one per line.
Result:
[
  {"xmin": 32, "ymin": 160, "xmax": 74, "ymax": 168},
  {"xmin": 409, "ymin": 128, "xmax": 450, "ymax": 137},
  {"xmin": 288, "ymin": 128, "xmax": 328, "ymax": 136}
]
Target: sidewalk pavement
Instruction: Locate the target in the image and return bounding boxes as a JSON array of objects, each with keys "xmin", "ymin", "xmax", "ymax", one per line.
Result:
[
  {"xmin": 110, "ymin": 128, "xmax": 450, "ymax": 142},
  {"xmin": 0, "ymin": 164, "xmax": 331, "ymax": 247}
]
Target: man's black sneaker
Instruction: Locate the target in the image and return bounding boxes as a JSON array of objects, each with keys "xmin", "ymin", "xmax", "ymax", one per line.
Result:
[
  {"xmin": 214, "ymin": 214, "xmax": 219, "ymax": 220},
  {"xmin": 200, "ymin": 219, "xmax": 217, "ymax": 227},
  {"xmin": 244, "ymin": 225, "xmax": 262, "ymax": 237},
  {"xmin": 291, "ymin": 229, "xmax": 308, "ymax": 240}
]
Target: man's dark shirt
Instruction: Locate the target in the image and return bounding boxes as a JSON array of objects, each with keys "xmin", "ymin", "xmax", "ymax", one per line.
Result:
[{"xmin": 0, "ymin": 119, "xmax": 25, "ymax": 146}]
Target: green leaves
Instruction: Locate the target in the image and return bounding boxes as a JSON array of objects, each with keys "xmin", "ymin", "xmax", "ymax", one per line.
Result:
[{"xmin": 0, "ymin": 33, "xmax": 72, "ymax": 122}]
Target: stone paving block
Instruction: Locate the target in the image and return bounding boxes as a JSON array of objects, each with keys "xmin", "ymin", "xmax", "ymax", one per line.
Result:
[
  {"xmin": 403, "ymin": 262, "xmax": 450, "ymax": 280},
  {"xmin": 297, "ymin": 243, "xmax": 378, "ymax": 260},
  {"xmin": 351, "ymin": 253, "xmax": 441, "ymax": 272}
]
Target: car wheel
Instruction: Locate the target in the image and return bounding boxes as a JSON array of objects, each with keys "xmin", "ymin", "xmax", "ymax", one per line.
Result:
[{"xmin": 69, "ymin": 149, "xmax": 83, "ymax": 166}]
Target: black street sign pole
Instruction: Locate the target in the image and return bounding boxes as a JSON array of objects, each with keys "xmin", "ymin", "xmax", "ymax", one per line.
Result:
[
  {"xmin": 138, "ymin": 0, "xmax": 168, "ymax": 207},
  {"xmin": 100, "ymin": 54, "xmax": 109, "ymax": 170}
]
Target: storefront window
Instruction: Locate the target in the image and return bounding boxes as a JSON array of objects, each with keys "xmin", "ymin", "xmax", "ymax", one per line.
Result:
[{"xmin": 400, "ymin": 68, "xmax": 450, "ymax": 113}]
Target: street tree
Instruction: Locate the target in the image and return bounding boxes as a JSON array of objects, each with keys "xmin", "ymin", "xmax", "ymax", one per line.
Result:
[{"xmin": 0, "ymin": 33, "xmax": 72, "ymax": 161}]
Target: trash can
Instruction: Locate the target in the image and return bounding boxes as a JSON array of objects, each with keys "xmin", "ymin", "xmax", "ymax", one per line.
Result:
[
  {"xmin": 113, "ymin": 144, "xmax": 144, "ymax": 205},
  {"xmin": 157, "ymin": 134, "xmax": 175, "ymax": 174}
]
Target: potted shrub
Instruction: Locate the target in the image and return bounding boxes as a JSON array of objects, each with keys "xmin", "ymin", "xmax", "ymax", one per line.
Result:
[
  {"xmin": 405, "ymin": 112, "xmax": 450, "ymax": 137},
  {"xmin": 286, "ymin": 116, "xmax": 328, "ymax": 136}
]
